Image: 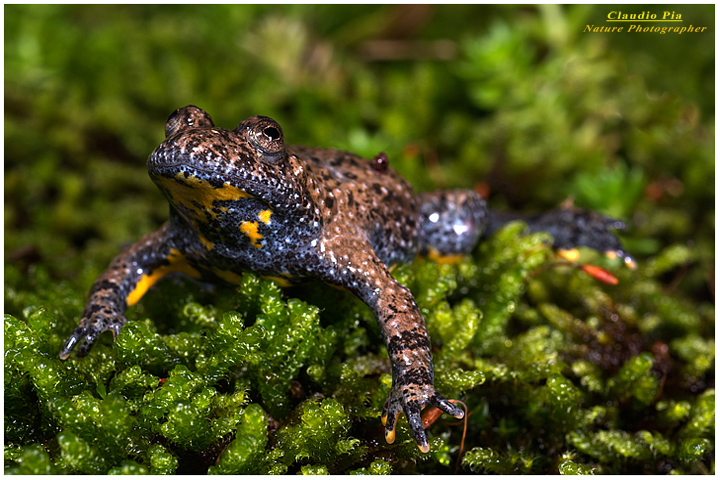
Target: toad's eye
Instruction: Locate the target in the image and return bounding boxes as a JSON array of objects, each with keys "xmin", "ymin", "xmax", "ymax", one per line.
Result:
[
  {"xmin": 245, "ymin": 116, "xmax": 285, "ymax": 164},
  {"xmin": 262, "ymin": 125, "xmax": 281, "ymax": 142}
]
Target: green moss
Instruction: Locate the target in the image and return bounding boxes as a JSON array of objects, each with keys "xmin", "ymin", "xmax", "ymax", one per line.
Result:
[
  {"xmin": 607, "ymin": 353, "xmax": 658, "ymax": 405},
  {"xmin": 108, "ymin": 461, "xmax": 150, "ymax": 475},
  {"xmin": 4, "ymin": 4, "xmax": 714, "ymax": 475},
  {"xmin": 299, "ymin": 464, "xmax": 330, "ymax": 475},
  {"xmin": 680, "ymin": 389, "xmax": 715, "ymax": 440},
  {"xmin": 209, "ymin": 404, "xmax": 274, "ymax": 474},
  {"xmin": 463, "ymin": 445, "xmax": 536, "ymax": 474},
  {"xmin": 349, "ymin": 459, "xmax": 392, "ymax": 475},
  {"xmin": 275, "ymin": 398, "xmax": 361, "ymax": 466},
  {"xmin": 557, "ymin": 454, "xmax": 596, "ymax": 475},
  {"xmin": 4, "ymin": 444, "xmax": 56, "ymax": 475},
  {"xmin": 147, "ymin": 444, "xmax": 178, "ymax": 475}
]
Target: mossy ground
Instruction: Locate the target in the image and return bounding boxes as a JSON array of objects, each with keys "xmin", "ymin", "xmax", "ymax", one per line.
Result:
[{"xmin": 5, "ymin": 5, "xmax": 714, "ymax": 474}]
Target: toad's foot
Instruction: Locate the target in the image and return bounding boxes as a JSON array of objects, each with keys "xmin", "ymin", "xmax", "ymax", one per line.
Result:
[
  {"xmin": 381, "ymin": 375, "xmax": 464, "ymax": 453},
  {"xmin": 60, "ymin": 310, "xmax": 125, "ymax": 359}
]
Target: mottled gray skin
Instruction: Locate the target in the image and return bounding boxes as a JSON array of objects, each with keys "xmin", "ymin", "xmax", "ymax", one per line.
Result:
[{"xmin": 61, "ymin": 106, "xmax": 633, "ymax": 451}]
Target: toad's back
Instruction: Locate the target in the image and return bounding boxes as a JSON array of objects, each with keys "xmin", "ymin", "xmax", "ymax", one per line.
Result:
[{"xmin": 290, "ymin": 145, "xmax": 420, "ymax": 266}]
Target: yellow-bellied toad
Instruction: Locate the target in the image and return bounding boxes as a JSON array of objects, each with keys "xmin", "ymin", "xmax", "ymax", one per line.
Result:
[{"xmin": 61, "ymin": 106, "xmax": 635, "ymax": 452}]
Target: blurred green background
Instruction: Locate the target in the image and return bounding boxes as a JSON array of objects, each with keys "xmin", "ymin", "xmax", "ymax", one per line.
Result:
[{"xmin": 4, "ymin": 4, "xmax": 714, "ymax": 474}]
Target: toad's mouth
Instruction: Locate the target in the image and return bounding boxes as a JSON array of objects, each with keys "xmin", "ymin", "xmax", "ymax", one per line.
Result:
[
  {"xmin": 147, "ymin": 161, "xmax": 265, "ymax": 195},
  {"xmin": 147, "ymin": 143, "xmax": 302, "ymax": 216}
]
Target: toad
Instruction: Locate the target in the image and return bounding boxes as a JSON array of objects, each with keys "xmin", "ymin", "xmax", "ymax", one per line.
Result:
[{"xmin": 61, "ymin": 106, "xmax": 634, "ymax": 452}]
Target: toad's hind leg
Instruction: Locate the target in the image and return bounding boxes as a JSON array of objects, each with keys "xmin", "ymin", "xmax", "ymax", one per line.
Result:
[
  {"xmin": 486, "ymin": 207, "xmax": 636, "ymax": 268},
  {"xmin": 418, "ymin": 189, "xmax": 635, "ymax": 268},
  {"xmin": 417, "ymin": 189, "xmax": 489, "ymax": 259}
]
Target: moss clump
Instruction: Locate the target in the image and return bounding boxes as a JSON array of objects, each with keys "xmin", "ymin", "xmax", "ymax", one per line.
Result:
[
  {"xmin": 5, "ymin": 4, "xmax": 713, "ymax": 475},
  {"xmin": 5, "ymin": 224, "xmax": 714, "ymax": 473}
]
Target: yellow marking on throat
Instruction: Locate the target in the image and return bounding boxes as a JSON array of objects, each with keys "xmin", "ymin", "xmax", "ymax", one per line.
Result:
[
  {"xmin": 258, "ymin": 209, "xmax": 273, "ymax": 225},
  {"xmin": 155, "ymin": 173, "xmax": 252, "ymax": 224},
  {"xmin": 240, "ymin": 221, "xmax": 263, "ymax": 248},
  {"xmin": 126, "ymin": 249, "xmax": 201, "ymax": 306},
  {"xmin": 174, "ymin": 172, "xmax": 253, "ymax": 201}
]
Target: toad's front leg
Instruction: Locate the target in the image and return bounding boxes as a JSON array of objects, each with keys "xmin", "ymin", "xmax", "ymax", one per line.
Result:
[
  {"xmin": 375, "ymin": 281, "xmax": 464, "ymax": 452},
  {"xmin": 313, "ymin": 238, "xmax": 464, "ymax": 452},
  {"xmin": 60, "ymin": 222, "xmax": 201, "ymax": 359}
]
